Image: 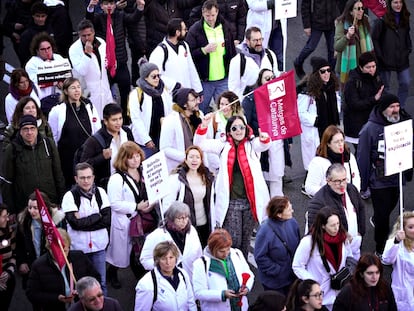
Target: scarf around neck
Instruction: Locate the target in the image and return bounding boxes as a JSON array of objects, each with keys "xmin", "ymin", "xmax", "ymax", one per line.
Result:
[
  {"xmin": 327, "ymin": 147, "xmax": 350, "ymax": 164},
  {"xmin": 323, "ymin": 231, "xmax": 346, "ymax": 272},
  {"xmin": 137, "ymin": 77, "xmax": 165, "ymax": 98}
]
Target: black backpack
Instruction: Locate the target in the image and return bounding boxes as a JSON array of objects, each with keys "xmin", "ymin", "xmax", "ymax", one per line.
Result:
[
  {"xmin": 72, "ymin": 131, "xmax": 106, "ymax": 172},
  {"xmin": 70, "ymin": 187, "xmax": 103, "ymax": 210},
  {"xmin": 239, "ymin": 48, "xmax": 275, "ymax": 77},
  {"xmin": 158, "ymin": 41, "xmax": 188, "ymax": 71}
]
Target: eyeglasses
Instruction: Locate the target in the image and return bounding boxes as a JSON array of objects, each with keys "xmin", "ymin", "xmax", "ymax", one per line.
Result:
[
  {"xmin": 319, "ymin": 68, "xmax": 332, "ymax": 74},
  {"xmin": 230, "ymin": 125, "xmax": 246, "ymax": 132},
  {"xmin": 330, "ymin": 139, "xmax": 344, "ymax": 145},
  {"xmin": 250, "ymin": 37, "xmax": 264, "ymax": 44},
  {"xmin": 353, "ymin": 6, "xmax": 364, "ymax": 11},
  {"xmin": 309, "ymin": 291, "xmax": 324, "ymax": 299},
  {"xmin": 264, "ymin": 75, "xmax": 275, "ymax": 82},
  {"xmin": 21, "ymin": 126, "xmax": 37, "ymax": 132},
  {"xmin": 150, "ymin": 74, "xmax": 160, "ymax": 79},
  {"xmin": 84, "ymin": 292, "xmax": 104, "ymax": 303},
  {"xmin": 330, "ymin": 178, "xmax": 348, "ymax": 185},
  {"xmin": 175, "ymin": 215, "xmax": 189, "ymax": 221}
]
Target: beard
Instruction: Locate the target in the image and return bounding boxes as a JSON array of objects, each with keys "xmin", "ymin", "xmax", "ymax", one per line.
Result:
[{"xmin": 385, "ymin": 113, "xmax": 400, "ymax": 123}]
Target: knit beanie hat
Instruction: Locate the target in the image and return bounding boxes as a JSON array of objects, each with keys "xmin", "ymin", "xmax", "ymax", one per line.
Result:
[
  {"xmin": 173, "ymin": 88, "xmax": 194, "ymax": 109},
  {"xmin": 358, "ymin": 51, "xmax": 376, "ymax": 68},
  {"xmin": 311, "ymin": 57, "xmax": 330, "ymax": 73},
  {"xmin": 378, "ymin": 93, "xmax": 400, "ymax": 112},
  {"xmin": 139, "ymin": 60, "xmax": 159, "ymax": 78},
  {"xmin": 19, "ymin": 115, "xmax": 37, "ymax": 128}
]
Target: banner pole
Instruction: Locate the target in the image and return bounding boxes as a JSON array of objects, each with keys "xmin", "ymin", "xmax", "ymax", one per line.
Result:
[{"xmin": 399, "ymin": 171, "xmax": 403, "ymax": 231}]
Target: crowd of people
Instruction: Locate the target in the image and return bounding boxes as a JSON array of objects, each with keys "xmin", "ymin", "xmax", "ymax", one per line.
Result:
[{"xmin": 0, "ymin": 0, "xmax": 413, "ymax": 310}]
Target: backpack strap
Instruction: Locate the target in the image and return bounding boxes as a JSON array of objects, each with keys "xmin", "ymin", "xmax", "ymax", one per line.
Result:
[
  {"xmin": 239, "ymin": 53, "xmax": 246, "ymax": 77},
  {"xmin": 151, "ymin": 269, "xmax": 157, "ymax": 305},
  {"xmin": 70, "ymin": 187, "xmax": 103, "ymax": 210},
  {"xmin": 158, "ymin": 42, "xmax": 168, "ymax": 71},
  {"xmin": 93, "ymin": 131, "xmax": 107, "ymax": 149},
  {"xmin": 264, "ymin": 48, "xmax": 274, "ymax": 70}
]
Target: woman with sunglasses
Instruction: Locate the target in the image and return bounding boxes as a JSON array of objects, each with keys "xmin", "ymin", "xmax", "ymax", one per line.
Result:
[
  {"xmin": 297, "ymin": 57, "xmax": 340, "ymax": 197},
  {"xmin": 194, "ymin": 114, "xmax": 271, "ymax": 258},
  {"xmin": 332, "ymin": 253, "xmax": 397, "ymax": 311},
  {"xmin": 242, "ymin": 68, "xmax": 285, "ymax": 197},
  {"xmin": 334, "ymin": 0, "xmax": 373, "ymax": 86},
  {"xmin": 129, "ymin": 61, "xmax": 177, "ymax": 158},
  {"xmin": 286, "ymin": 279, "xmax": 328, "ymax": 311}
]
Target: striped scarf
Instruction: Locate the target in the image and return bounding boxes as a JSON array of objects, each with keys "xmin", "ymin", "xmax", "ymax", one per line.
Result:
[{"xmin": 340, "ymin": 20, "xmax": 373, "ymax": 84}]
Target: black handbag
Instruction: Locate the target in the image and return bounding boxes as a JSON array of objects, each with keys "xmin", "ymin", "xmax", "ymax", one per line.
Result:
[{"xmin": 330, "ymin": 266, "xmax": 351, "ymax": 290}]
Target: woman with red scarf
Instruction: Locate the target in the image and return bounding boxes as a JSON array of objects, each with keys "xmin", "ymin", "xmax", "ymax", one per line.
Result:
[
  {"xmin": 194, "ymin": 114, "xmax": 271, "ymax": 258},
  {"xmin": 292, "ymin": 207, "xmax": 356, "ymax": 311},
  {"xmin": 5, "ymin": 68, "xmax": 41, "ymax": 123}
]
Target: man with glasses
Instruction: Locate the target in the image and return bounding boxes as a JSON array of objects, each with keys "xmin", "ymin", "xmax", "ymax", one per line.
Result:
[
  {"xmin": 149, "ymin": 18, "xmax": 202, "ymax": 95},
  {"xmin": 68, "ymin": 276, "xmax": 122, "ymax": 311},
  {"xmin": 1, "ymin": 115, "xmax": 65, "ymax": 219},
  {"xmin": 307, "ymin": 163, "xmax": 366, "ymax": 246},
  {"xmin": 61, "ymin": 162, "xmax": 111, "ymax": 295},
  {"xmin": 228, "ymin": 26, "xmax": 280, "ymax": 100}
]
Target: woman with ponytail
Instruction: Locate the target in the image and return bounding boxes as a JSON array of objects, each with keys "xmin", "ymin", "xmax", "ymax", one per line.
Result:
[{"xmin": 286, "ymin": 279, "xmax": 328, "ymax": 311}]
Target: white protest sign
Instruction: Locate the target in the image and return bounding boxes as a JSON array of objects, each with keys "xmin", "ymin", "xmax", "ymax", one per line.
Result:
[
  {"xmin": 275, "ymin": 0, "xmax": 297, "ymax": 20},
  {"xmin": 142, "ymin": 150, "xmax": 170, "ymax": 205},
  {"xmin": 36, "ymin": 58, "xmax": 72, "ymax": 85},
  {"xmin": 384, "ymin": 119, "xmax": 413, "ymax": 176}
]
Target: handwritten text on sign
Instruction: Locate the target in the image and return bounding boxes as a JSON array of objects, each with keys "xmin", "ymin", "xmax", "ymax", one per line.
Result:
[{"xmin": 142, "ymin": 151, "xmax": 169, "ymax": 204}]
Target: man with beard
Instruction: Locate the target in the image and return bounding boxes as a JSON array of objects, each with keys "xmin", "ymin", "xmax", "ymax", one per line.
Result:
[
  {"xmin": 228, "ymin": 26, "xmax": 279, "ymax": 100},
  {"xmin": 160, "ymin": 88, "xmax": 203, "ymax": 172},
  {"xmin": 149, "ymin": 18, "xmax": 202, "ymax": 95},
  {"xmin": 358, "ymin": 93, "xmax": 412, "ymax": 258}
]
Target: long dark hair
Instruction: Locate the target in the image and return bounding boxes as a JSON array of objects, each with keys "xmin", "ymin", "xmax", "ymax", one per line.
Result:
[
  {"xmin": 11, "ymin": 96, "xmax": 46, "ymax": 128},
  {"xmin": 286, "ymin": 279, "xmax": 319, "ymax": 311},
  {"xmin": 225, "ymin": 115, "xmax": 250, "ymax": 140},
  {"xmin": 310, "ymin": 206, "xmax": 347, "ymax": 256},
  {"xmin": 383, "ymin": 0, "xmax": 410, "ymax": 28},
  {"xmin": 337, "ymin": 0, "xmax": 370, "ymax": 31},
  {"xmin": 350, "ymin": 253, "xmax": 388, "ymax": 301},
  {"xmin": 307, "ymin": 69, "xmax": 339, "ymax": 98}
]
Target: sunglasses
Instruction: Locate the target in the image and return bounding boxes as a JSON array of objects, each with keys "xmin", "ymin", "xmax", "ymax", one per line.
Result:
[
  {"xmin": 264, "ymin": 75, "xmax": 275, "ymax": 82},
  {"xmin": 150, "ymin": 74, "xmax": 160, "ymax": 79},
  {"xmin": 230, "ymin": 125, "xmax": 246, "ymax": 132},
  {"xmin": 319, "ymin": 68, "xmax": 332, "ymax": 74},
  {"xmin": 353, "ymin": 6, "xmax": 364, "ymax": 11}
]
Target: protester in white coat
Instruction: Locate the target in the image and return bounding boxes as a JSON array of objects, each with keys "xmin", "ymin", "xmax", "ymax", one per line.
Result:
[
  {"xmin": 246, "ymin": 0, "xmax": 273, "ymax": 48},
  {"xmin": 292, "ymin": 207, "xmax": 355, "ymax": 311},
  {"xmin": 192, "ymin": 229, "xmax": 254, "ymax": 311},
  {"xmin": 194, "ymin": 115, "xmax": 271, "ymax": 257},
  {"xmin": 128, "ymin": 62, "xmax": 175, "ymax": 156},
  {"xmin": 140, "ymin": 201, "xmax": 202, "ymax": 281},
  {"xmin": 305, "ymin": 126, "xmax": 361, "ymax": 196},
  {"xmin": 106, "ymin": 142, "xmax": 157, "ymax": 289},
  {"xmin": 135, "ymin": 241, "xmax": 197, "ymax": 311},
  {"xmin": 382, "ymin": 211, "xmax": 414, "ymax": 311},
  {"xmin": 69, "ymin": 19, "xmax": 114, "ymax": 119}
]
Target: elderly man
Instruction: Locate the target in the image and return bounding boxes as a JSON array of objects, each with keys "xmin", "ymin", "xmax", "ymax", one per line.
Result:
[
  {"xmin": 68, "ymin": 277, "xmax": 123, "ymax": 311},
  {"xmin": 1, "ymin": 114, "xmax": 65, "ymax": 218},
  {"xmin": 307, "ymin": 163, "xmax": 366, "ymax": 242},
  {"xmin": 358, "ymin": 93, "xmax": 412, "ymax": 257}
]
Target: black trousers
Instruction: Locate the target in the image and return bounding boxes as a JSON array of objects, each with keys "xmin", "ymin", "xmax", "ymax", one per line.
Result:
[{"xmin": 371, "ymin": 187, "xmax": 399, "ymax": 253}]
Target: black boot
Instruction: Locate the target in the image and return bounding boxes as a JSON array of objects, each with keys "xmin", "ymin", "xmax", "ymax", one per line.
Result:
[{"xmin": 107, "ymin": 265, "xmax": 122, "ymax": 289}]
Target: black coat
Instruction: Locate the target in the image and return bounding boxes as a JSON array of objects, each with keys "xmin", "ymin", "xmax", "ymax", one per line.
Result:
[
  {"xmin": 26, "ymin": 251, "xmax": 101, "ymax": 311},
  {"xmin": 79, "ymin": 126, "xmax": 134, "ymax": 189},
  {"xmin": 301, "ymin": 0, "xmax": 339, "ymax": 31},
  {"xmin": 308, "ymin": 183, "xmax": 366, "ymax": 236},
  {"xmin": 187, "ymin": 16, "xmax": 236, "ymax": 81},
  {"xmin": 372, "ymin": 18, "xmax": 412, "ymax": 72},
  {"xmin": 343, "ymin": 67, "xmax": 383, "ymax": 139}
]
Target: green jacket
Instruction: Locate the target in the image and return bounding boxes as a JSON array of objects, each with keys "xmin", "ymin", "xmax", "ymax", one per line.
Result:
[{"xmin": 1, "ymin": 134, "xmax": 65, "ymax": 214}]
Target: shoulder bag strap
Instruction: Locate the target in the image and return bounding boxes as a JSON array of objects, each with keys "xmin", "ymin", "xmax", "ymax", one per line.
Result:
[{"xmin": 268, "ymin": 224, "xmax": 293, "ymax": 258}]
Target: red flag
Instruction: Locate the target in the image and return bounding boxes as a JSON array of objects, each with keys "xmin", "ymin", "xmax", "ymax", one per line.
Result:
[
  {"xmin": 254, "ymin": 70, "xmax": 302, "ymax": 140},
  {"xmin": 364, "ymin": 0, "xmax": 387, "ymax": 18},
  {"xmin": 105, "ymin": 9, "xmax": 117, "ymax": 77},
  {"xmin": 35, "ymin": 189, "xmax": 66, "ymax": 269}
]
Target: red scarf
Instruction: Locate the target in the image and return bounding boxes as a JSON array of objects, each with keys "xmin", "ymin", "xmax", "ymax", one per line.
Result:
[
  {"xmin": 323, "ymin": 231, "xmax": 346, "ymax": 271},
  {"xmin": 105, "ymin": 9, "xmax": 117, "ymax": 77},
  {"xmin": 226, "ymin": 136, "xmax": 257, "ymax": 221}
]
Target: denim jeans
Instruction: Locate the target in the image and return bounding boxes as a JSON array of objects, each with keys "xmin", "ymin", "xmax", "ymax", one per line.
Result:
[
  {"xmin": 380, "ymin": 68, "xmax": 410, "ymax": 108},
  {"xmin": 269, "ymin": 26, "xmax": 284, "ymax": 71},
  {"xmin": 87, "ymin": 250, "xmax": 107, "ymax": 295},
  {"xmin": 200, "ymin": 78, "xmax": 228, "ymax": 114},
  {"xmin": 295, "ymin": 28, "xmax": 335, "ymax": 69}
]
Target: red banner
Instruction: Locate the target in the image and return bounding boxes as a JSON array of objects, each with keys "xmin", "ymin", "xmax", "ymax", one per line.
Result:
[
  {"xmin": 254, "ymin": 70, "xmax": 302, "ymax": 140},
  {"xmin": 364, "ymin": 0, "xmax": 387, "ymax": 18},
  {"xmin": 35, "ymin": 189, "xmax": 66, "ymax": 269}
]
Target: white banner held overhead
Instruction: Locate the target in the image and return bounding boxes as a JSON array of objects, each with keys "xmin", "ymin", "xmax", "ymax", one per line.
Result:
[
  {"xmin": 142, "ymin": 151, "xmax": 170, "ymax": 205},
  {"xmin": 384, "ymin": 119, "xmax": 413, "ymax": 176},
  {"xmin": 275, "ymin": 0, "xmax": 297, "ymax": 19}
]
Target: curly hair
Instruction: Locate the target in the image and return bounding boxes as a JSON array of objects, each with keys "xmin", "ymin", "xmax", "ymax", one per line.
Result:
[{"xmin": 307, "ymin": 69, "xmax": 339, "ymax": 98}]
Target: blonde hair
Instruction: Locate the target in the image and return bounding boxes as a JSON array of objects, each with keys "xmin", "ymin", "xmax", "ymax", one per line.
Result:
[{"xmin": 389, "ymin": 211, "xmax": 414, "ymax": 252}]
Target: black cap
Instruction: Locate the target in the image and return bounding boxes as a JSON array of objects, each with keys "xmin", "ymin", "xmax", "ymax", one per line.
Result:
[
  {"xmin": 378, "ymin": 94, "xmax": 400, "ymax": 112},
  {"xmin": 19, "ymin": 115, "xmax": 37, "ymax": 129},
  {"xmin": 311, "ymin": 57, "xmax": 330, "ymax": 73}
]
